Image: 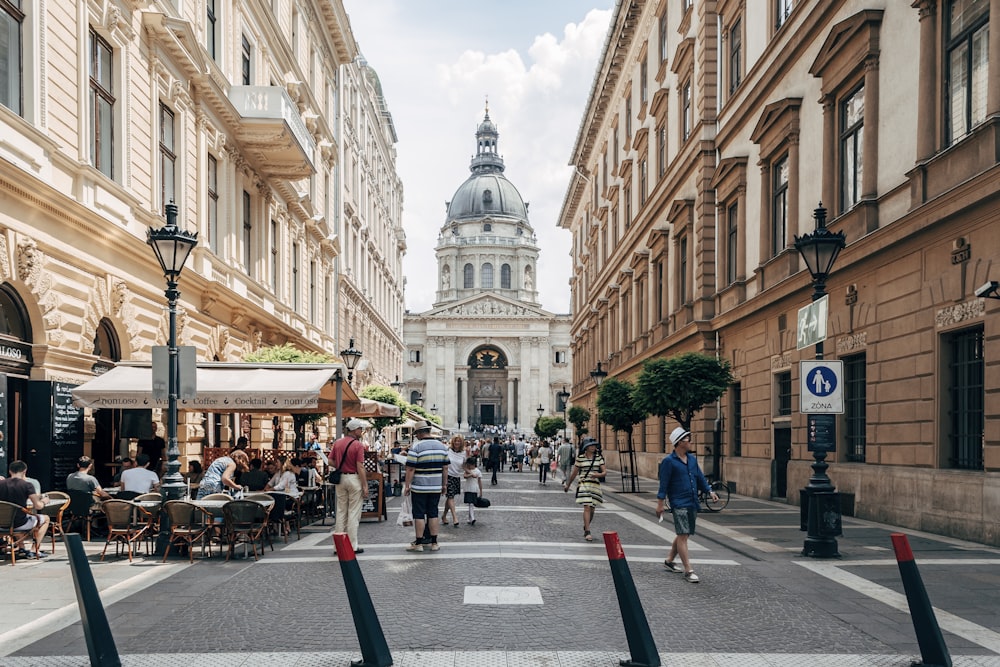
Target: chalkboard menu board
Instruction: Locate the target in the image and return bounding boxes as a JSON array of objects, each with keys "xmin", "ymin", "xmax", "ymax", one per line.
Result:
[
  {"xmin": 27, "ymin": 380, "xmax": 84, "ymax": 491},
  {"xmin": 361, "ymin": 472, "xmax": 385, "ymax": 521}
]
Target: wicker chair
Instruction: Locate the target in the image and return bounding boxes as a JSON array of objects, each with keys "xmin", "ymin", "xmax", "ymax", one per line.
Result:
[
  {"xmin": 161, "ymin": 500, "xmax": 214, "ymax": 562},
  {"xmin": 0, "ymin": 501, "xmax": 33, "ymax": 565},
  {"xmin": 64, "ymin": 490, "xmax": 99, "ymax": 541},
  {"xmin": 222, "ymin": 500, "xmax": 268, "ymax": 561},
  {"xmin": 266, "ymin": 493, "xmax": 300, "ymax": 543},
  {"xmin": 40, "ymin": 491, "xmax": 70, "ymax": 553},
  {"xmin": 100, "ymin": 500, "xmax": 151, "ymax": 562}
]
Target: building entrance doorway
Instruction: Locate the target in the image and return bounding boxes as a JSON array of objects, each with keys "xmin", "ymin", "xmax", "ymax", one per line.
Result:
[
  {"xmin": 480, "ymin": 404, "xmax": 495, "ymax": 425},
  {"xmin": 773, "ymin": 428, "xmax": 792, "ymax": 498},
  {"xmin": 467, "ymin": 345, "xmax": 508, "ymax": 430}
]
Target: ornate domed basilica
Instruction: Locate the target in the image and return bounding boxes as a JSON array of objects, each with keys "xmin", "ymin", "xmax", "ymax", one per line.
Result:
[{"xmin": 403, "ymin": 107, "xmax": 572, "ymax": 434}]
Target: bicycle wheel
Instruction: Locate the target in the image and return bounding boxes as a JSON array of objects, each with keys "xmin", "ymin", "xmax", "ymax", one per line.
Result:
[{"xmin": 704, "ymin": 481, "xmax": 730, "ymax": 511}]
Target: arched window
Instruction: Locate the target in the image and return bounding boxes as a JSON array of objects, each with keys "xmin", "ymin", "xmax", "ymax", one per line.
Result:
[
  {"xmin": 463, "ymin": 263, "xmax": 474, "ymax": 288},
  {"xmin": 0, "ymin": 284, "xmax": 30, "ymax": 340},
  {"xmin": 481, "ymin": 263, "xmax": 494, "ymax": 288},
  {"xmin": 500, "ymin": 264, "xmax": 511, "ymax": 289},
  {"xmin": 93, "ymin": 318, "xmax": 121, "ymax": 361}
]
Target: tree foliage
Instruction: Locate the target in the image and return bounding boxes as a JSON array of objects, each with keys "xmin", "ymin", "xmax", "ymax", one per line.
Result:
[
  {"xmin": 596, "ymin": 378, "xmax": 647, "ymax": 435},
  {"xmin": 359, "ymin": 384, "xmax": 407, "ymax": 431},
  {"xmin": 408, "ymin": 403, "xmax": 442, "ymax": 426},
  {"xmin": 634, "ymin": 352, "xmax": 733, "ymax": 438},
  {"xmin": 241, "ymin": 344, "xmax": 336, "ymax": 449},
  {"xmin": 534, "ymin": 415, "xmax": 565, "ymax": 439},
  {"xmin": 567, "ymin": 405, "xmax": 591, "ymax": 442}
]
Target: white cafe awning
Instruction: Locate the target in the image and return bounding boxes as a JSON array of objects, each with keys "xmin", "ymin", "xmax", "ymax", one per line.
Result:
[{"xmin": 70, "ymin": 362, "xmax": 387, "ymax": 415}]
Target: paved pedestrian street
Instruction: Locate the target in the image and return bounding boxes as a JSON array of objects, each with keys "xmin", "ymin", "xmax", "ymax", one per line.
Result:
[{"xmin": 2, "ymin": 468, "xmax": 1000, "ymax": 666}]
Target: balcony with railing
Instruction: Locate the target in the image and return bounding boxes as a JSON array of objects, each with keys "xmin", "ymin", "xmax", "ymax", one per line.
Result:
[{"xmin": 229, "ymin": 86, "xmax": 316, "ymax": 179}]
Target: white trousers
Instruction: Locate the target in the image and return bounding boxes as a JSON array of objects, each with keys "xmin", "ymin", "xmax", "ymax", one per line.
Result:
[{"xmin": 334, "ymin": 473, "xmax": 364, "ymax": 550}]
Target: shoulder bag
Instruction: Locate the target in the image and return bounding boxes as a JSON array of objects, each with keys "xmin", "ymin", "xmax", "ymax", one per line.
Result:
[
  {"xmin": 328, "ymin": 439, "xmax": 356, "ymax": 485},
  {"xmin": 574, "ymin": 456, "xmax": 600, "ymax": 499}
]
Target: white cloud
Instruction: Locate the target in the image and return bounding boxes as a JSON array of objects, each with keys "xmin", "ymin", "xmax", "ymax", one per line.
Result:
[{"xmin": 345, "ymin": 3, "xmax": 612, "ymax": 314}]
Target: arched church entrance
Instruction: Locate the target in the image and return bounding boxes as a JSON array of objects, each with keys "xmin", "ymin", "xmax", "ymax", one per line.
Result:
[
  {"xmin": 467, "ymin": 345, "xmax": 508, "ymax": 428},
  {"xmin": 0, "ymin": 283, "xmax": 33, "ymax": 478}
]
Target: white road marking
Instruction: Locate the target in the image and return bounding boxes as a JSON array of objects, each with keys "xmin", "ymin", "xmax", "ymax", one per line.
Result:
[
  {"xmin": 464, "ymin": 586, "xmax": 543, "ymax": 605},
  {"xmin": 796, "ymin": 561, "xmax": 1000, "ymax": 654},
  {"xmin": 0, "ymin": 562, "xmax": 191, "ymax": 657},
  {"xmin": 259, "ymin": 552, "xmax": 741, "ymax": 565}
]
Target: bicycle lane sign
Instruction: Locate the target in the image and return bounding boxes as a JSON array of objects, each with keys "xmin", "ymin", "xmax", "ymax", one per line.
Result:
[{"xmin": 800, "ymin": 360, "xmax": 843, "ymax": 414}]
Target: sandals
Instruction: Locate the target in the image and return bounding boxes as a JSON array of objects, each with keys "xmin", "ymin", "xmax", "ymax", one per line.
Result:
[{"xmin": 584, "ymin": 530, "xmax": 593, "ymax": 542}]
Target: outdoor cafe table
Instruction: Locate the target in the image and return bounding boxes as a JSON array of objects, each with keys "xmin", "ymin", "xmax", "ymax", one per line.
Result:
[{"xmin": 191, "ymin": 497, "xmax": 275, "ymax": 518}]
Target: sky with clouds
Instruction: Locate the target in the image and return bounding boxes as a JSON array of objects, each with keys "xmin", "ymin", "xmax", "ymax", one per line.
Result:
[{"xmin": 342, "ymin": 1, "xmax": 615, "ymax": 315}]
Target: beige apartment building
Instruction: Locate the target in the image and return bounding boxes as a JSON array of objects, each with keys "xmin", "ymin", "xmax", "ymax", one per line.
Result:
[
  {"xmin": 335, "ymin": 54, "xmax": 406, "ymax": 389},
  {"xmin": 559, "ymin": 0, "xmax": 1000, "ymax": 544},
  {"xmin": 0, "ymin": 0, "xmax": 407, "ymax": 489}
]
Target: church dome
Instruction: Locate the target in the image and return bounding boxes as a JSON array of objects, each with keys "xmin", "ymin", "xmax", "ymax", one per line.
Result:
[
  {"xmin": 447, "ymin": 173, "xmax": 527, "ymax": 221},
  {"xmin": 446, "ymin": 106, "xmax": 528, "ymax": 222}
]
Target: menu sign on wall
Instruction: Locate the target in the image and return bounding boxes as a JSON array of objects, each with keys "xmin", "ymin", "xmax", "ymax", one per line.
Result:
[{"xmin": 51, "ymin": 382, "xmax": 84, "ymax": 490}]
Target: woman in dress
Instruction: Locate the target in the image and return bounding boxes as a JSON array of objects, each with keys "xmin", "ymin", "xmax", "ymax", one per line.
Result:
[
  {"xmin": 442, "ymin": 435, "xmax": 467, "ymax": 526},
  {"xmin": 562, "ymin": 437, "xmax": 606, "ymax": 541},
  {"xmin": 537, "ymin": 440, "xmax": 553, "ymax": 485},
  {"xmin": 266, "ymin": 458, "xmax": 301, "ymax": 497},
  {"xmin": 195, "ymin": 450, "xmax": 249, "ymax": 499}
]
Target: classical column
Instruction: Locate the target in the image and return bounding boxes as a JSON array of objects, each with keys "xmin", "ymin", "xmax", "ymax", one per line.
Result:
[
  {"xmin": 786, "ymin": 134, "xmax": 800, "ymax": 245},
  {"xmin": 913, "ymin": 1, "xmax": 938, "ymax": 161},
  {"xmin": 425, "ymin": 337, "xmax": 438, "ymax": 413},
  {"xmin": 758, "ymin": 161, "xmax": 771, "ymax": 257},
  {"xmin": 507, "ymin": 377, "xmax": 516, "ymax": 428},
  {"xmin": 444, "ymin": 337, "xmax": 457, "ymax": 427},
  {"xmin": 990, "ymin": 0, "xmax": 1000, "ymax": 117},
  {"xmin": 458, "ymin": 373, "xmax": 468, "ymax": 429},
  {"xmin": 861, "ymin": 56, "xmax": 880, "ymax": 200},
  {"xmin": 820, "ymin": 95, "xmax": 836, "ymax": 210},
  {"xmin": 736, "ymin": 185, "xmax": 747, "ymax": 280}
]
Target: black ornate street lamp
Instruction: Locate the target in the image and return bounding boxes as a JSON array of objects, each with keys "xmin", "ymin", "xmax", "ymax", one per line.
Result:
[
  {"xmin": 794, "ymin": 202, "xmax": 847, "ymax": 559},
  {"xmin": 147, "ymin": 202, "xmax": 197, "ymax": 551},
  {"xmin": 414, "ymin": 392, "xmax": 424, "ymax": 408},
  {"xmin": 390, "ymin": 375, "xmax": 403, "ymax": 393},
  {"xmin": 340, "ymin": 338, "xmax": 362, "ymax": 385},
  {"xmin": 557, "ymin": 386, "xmax": 570, "ymax": 441},
  {"xmin": 430, "ymin": 404, "xmax": 438, "ymax": 416},
  {"xmin": 590, "ymin": 361, "xmax": 608, "ymax": 387}
]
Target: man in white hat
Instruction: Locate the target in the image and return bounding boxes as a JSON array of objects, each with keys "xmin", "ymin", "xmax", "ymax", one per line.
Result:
[
  {"xmin": 403, "ymin": 420, "xmax": 449, "ymax": 552},
  {"xmin": 655, "ymin": 427, "xmax": 717, "ymax": 583},
  {"xmin": 329, "ymin": 418, "xmax": 371, "ymax": 554}
]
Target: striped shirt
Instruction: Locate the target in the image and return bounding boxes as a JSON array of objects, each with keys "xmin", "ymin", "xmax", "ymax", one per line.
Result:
[{"xmin": 406, "ymin": 438, "xmax": 449, "ymax": 493}]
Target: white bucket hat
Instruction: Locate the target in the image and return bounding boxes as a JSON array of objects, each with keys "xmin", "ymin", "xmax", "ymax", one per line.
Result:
[{"xmin": 670, "ymin": 427, "xmax": 691, "ymax": 447}]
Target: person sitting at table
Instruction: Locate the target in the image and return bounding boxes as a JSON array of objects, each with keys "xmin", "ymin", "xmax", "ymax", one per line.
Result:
[
  {"xmin": 67, "ymin": 456, "xmax": 112, "ymax": 500},
  {"xmin": 266, "ymin": 458, "xmax": 300, "ymax": 497},
  {"xmin": 241, "ymin": 458, "xmax": 270, "ymax": 491},
  {"xmin": 0, "ymin": 460, "xmax": 51, "ymax": 558},
  {"xmin": 186, "ymin": 460, "xmax": 204, "ymax": 487},
  {"xmin": 196, "ymin": 450, "xmax": 250, "ymax": 499},
  {"xmin": 112, "ymin": 458, "xmax": 133, "ymax": 488},
  {"xmin": 119, "ymin": 454, "xmax": 160, "ymax": 494}
]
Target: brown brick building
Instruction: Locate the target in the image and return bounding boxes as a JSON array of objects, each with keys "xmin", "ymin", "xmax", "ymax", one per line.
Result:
[{"xmin": 558, "ymin": 0, "xmax": 1000, "ymax": 544}]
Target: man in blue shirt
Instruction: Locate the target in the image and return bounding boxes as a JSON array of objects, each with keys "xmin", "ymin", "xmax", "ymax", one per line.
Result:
[{"xmin": 655, "ymin": 427, "xmax": 717, "ymax": 583}]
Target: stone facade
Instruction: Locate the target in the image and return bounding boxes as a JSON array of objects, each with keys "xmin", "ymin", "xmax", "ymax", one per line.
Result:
[
  {"xmin": 559, "ymin": 1, "xmax": 1000, "ymax": 544},
  {"xmin": 404, "ymin": 109, "xmax": 572, "ymax": 433},
  {"xmin": 0, "ymin": 0, "xmax": 401, "ymax": 488}
]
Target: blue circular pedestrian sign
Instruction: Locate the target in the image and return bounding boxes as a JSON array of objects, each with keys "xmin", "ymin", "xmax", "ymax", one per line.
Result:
[{"xmin": 806, "ymin": 366, "xmax": 837, "ymax": 397}]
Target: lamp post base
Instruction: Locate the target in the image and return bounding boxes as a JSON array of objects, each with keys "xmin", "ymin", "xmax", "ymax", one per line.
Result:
[{"xmin": 802, "ymin": 535, "xmax": 840, "ymax": 558}]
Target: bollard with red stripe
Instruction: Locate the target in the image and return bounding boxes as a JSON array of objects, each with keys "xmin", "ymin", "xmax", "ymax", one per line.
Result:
[
  {"xmin": 603, "ymin": 531, "xmax": 661, "ymax": 667},
  {"xmin": 333, "ymin": 533, "xmax": 393, "ymax": 667},
  {"xmin": 891, "ymin": 533, "xmax": 952, "ymax": 667}
]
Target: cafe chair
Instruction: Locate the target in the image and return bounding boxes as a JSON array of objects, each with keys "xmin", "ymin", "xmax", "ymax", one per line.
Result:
[
  {"xmin": 222, "ymin": 500, "xmax": 268, "ymax": 561},
  {"xmin": 100, "ymin": 500, "xmax": 151, "ymax": 562},
  {"xmin": 0, "ymin": 501, "xmax": 33, "ymax": 565},
  {"xmin": 161, "ymin": 500, "xmax": 214, "ymax": 563},
  {"xmin": 41, "ymin": 491, "xmax": 70, "ymax": 554},
  {"xmin": 64, "ymin": 490, "xmax": 100, "ymax": 541},
  {"xmin": 266, "ymin": 493, "xmax": 300, "ymax": 543}
]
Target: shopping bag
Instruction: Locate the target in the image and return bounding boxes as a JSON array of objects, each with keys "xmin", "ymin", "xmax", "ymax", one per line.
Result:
[
  {"xmin": 549, "ymin": 461, "xmax": 557, "ymax": 471},
  {"xmin": 396, "ymin": 494, "xmax": 413, "ymax": 527}
]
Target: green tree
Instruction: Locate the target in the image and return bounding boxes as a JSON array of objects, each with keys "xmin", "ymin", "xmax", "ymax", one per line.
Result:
[
  {"xmin": 596, "ymin": 378, "xmax": 647, "ymax": 453},
  {"xmin": 360, "ymin": 384, "xmax": 407, "ymax": 432},
  {"xmin": 533, "ymin": 415, "xmax": 565, "ymax": 439},
  {"xmin": 634, "ymin": 352, "xmax": 733, "ymax": 449},
  {"xmin": 408, "ymin": 403, "xmax": 442, "ymax": 426},
  {"xmin": 567, "ymin": 405, "xmax": 591, "ymax": 443},
  {"xmin": 243, "ymin": 343, "xmax": 335, "ymax": 449}
]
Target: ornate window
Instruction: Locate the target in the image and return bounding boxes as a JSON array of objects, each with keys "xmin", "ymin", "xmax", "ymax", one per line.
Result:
[
  {"xmin": 243, "ymin": 191, "xmax": 252, "ymax": 275},
  {"xmin": 207, "ymin": 155, "xmax": 219, "ymax": 252},
  {"xmin": 840, "ymin": 85, "xmax": 864, "ymax": 212},
  {"xmin": 1, "ymin": 0, "xmax": 23, "ymax": 115},
  {"xmin": 159, "ymin": 103, "xmax": 176, "ymax": 213},
  {"xmin": 463, "ymin": 263, "xmax": 474, "ymax": 288},
  {"xmin": 945, "ymin": 0, "xmax": 989, "ymax": 145},
  {"xmin": 729, "ymin": 17, "xmax": 742, "ymax": 95},
  {"xmin": 771, "ymin": 155, "xmax": 789, "ymax": 257},
  {"xmin": 481, "ymin": 262, "xmax": 494, "ymax": 289},
  {"xmin": 945, "ymin": 326, "xmax": 983, "ymax": 470},
  {"xmin": 206, "ymin": 0, "xmax": 218, "ymax": 60},
  {"xmin": 681, "ymin": 80, "xmax": 692, "ymax": 141},
  {"xmin": 241, "ymin": 34, "xmax": 251, "ymax": 84},
  {"xmin": 844, "ymin": 353, "xmax": 867, "ymax": 463},
  {"xmin": 501, "ymin": 263, "xmax": 511, "ymax": 289},
  {"xmin": 89, "ymin": 29, "xmax": 115, "ymax": 178}
]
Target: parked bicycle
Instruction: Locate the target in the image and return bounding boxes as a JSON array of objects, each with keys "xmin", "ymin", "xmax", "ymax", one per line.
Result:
[{"xmin": 699, "ymin": 480, "xmax": 730, "ymax": 512}]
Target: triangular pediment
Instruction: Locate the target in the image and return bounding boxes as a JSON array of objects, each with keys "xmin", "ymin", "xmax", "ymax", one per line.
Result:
[{"xmin": 422, "ymin": 293, "xmax": 552, "ymax": 319}]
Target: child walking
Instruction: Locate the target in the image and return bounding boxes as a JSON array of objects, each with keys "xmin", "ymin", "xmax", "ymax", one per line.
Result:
[{"xmin": 462, "ymin": 456, "xmax": 483, "ymax": 525}]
